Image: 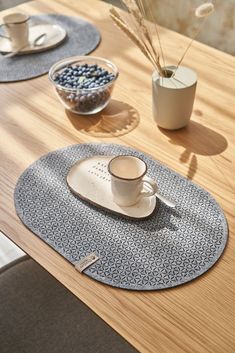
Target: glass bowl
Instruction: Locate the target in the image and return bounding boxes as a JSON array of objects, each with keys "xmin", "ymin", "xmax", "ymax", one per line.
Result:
[{"xmin": 48, "ymin": 56, "xmax": 119, "ymax": 115}]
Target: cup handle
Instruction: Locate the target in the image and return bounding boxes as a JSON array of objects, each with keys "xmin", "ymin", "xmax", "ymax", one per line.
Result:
[
  {"xmin": 0, "ymin": 24, "xmax": 11, "ymax": 40},
  {"xmin": 140, "ymin": 177, "xmax": 158, "ymax": 198}
]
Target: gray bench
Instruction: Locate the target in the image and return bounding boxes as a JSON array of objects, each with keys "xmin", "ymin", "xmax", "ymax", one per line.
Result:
[{"xmin": 0, "ymin": 256, "xmax": 137, "ymax": 353}]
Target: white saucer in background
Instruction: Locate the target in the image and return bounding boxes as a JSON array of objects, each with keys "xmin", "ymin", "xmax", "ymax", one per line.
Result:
[{"xmin": 0, "ymin": 24, "xmax": 66, "ymax": 55}]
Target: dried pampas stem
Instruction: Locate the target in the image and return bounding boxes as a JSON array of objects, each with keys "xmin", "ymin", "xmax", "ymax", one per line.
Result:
[
  {"xmin": 109, "ymin": 1, "xmax": 214, "ymax": 77},
  {"xmin": 110, "ymin": 11, "xmax": 157, "ymax": 71},
  {"xmin": 110, "ymin": 8, "xmax": 163, "ymax": 75},
  {"xmin": 119, "ymin": 1, "xmax": 157, "ymax": 65},
  {"xmin": 195, "ymin": 2, "xmax": 214, "ymax": 18},
  {"xmin": 109, "ymin": 6, "xmax": 124, "ymax": 22},
  {"xmin": 121, "ymin": 0, "xmax": 159, "ymax": 65},
  {"xmin": 137, "ymin": 0, "xmax": 166, "ymax": 73},
  {"xmin": 175, "ymin": 2, "xmax": 214, "ymax": 72}
]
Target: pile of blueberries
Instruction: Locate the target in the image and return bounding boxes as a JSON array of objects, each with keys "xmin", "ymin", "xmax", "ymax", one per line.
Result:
[
  {"xmin": 53, "ymin": 63, "xmax": 116, "ymax": 114},
  {"xmin": 54, "ymin": 63, "xmax": 116, "ymax": 90}
]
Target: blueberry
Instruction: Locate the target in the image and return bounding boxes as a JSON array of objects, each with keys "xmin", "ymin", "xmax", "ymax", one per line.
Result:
[
  {"xmin": 107, "ymin": 74, "xmax": 114, "ymax": 80},
  {"xmin": 54, "ymin": 73, "xmax": 60, "ymax": 79},
  {"xmin": 68, "ymin": 93, "xmax": 75, "ymax": 101},
  {"xmin": 103, "ymin": 70, "xmax": 109, "ymax": 76}
]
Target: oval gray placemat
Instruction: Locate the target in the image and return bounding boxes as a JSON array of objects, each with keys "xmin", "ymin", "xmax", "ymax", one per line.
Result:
[
  {"xmin": 14, "ymin": 143, "xmax": 228, "ymax": 290},
  {"xmin": 0, "ymin": 14, "xmax": 101, "ymax": 82}
]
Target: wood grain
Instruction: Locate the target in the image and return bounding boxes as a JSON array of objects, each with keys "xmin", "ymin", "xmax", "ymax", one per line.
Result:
[{"xmin": 0, "ymin": 1, "xmax": 235, "ymax": 352}]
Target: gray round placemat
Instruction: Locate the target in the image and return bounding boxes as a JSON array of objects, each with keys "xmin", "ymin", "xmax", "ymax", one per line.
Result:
[
  {"xmin": 0, "ymin": 14, "xmax": 101, "ymax": 82},
  {"xmin": 14, "ymin": 143, "xmax": 228, "ymax": 290}
]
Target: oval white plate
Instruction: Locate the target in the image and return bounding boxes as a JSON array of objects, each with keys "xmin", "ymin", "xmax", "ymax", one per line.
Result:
[
  {"xmin": 0, "ymin": 24, "xmax": 66, "ymax": 54},
  {"xmin": 67, "ymin": 156, "xmax": 157, "ymax": 219}
]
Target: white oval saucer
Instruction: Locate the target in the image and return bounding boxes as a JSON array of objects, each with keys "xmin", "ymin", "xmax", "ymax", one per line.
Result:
[
  {"xmin": 67, "ymin": 156, "xmax": 157, "ymax": 219},
  {"xmin": 0, "ymin": 24, "xmax": 66, "ymax": 55}
]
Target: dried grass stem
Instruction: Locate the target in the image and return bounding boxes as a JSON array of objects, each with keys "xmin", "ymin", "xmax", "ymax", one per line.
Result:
[{"xmin": 109, "ymin": 1, "xmax": 214, "ymax": 77}]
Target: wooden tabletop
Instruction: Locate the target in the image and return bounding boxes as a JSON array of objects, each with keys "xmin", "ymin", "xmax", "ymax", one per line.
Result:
[{"xmin": 1, "ymin": 0, "xmax": 235, "ymax": 352}]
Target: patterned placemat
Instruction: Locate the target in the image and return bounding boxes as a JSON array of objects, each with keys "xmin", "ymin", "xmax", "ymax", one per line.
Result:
[
  {"xmin": 14, "ymin": 143, "xmax": 228, "ymax": 290},
  {"xmin": 0, "ymin": 14, "xmax": 101, "ymax": 82}
]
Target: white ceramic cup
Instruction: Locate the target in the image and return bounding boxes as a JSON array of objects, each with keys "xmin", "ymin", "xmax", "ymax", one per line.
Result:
[
  {"xmin": 0, "ymin": 13, "xmax": 30, "ymax": 51},
  {"xmin": 108, "ymin": 155, "xmax": 158, "ymax": 207}
]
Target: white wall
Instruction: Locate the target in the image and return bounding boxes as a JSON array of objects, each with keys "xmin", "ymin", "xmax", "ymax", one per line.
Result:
[{"xmin": 146, "ymin": 0, "xmax": 235, "ymax": 55}]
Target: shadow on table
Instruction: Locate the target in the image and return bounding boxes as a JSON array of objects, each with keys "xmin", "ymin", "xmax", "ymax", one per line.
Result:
[
  {"xmin": 66, "ymin": 99, "xmax": 140, "ymax": 138},
  {"xmin": 159, "ymin": 120, "xmax": 228, "ymax": 180}
]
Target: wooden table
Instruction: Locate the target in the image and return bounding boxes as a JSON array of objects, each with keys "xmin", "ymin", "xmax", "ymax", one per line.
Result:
[{"xmin": 1, "ymin": 1, "xmax": 235, "ymax": 352}]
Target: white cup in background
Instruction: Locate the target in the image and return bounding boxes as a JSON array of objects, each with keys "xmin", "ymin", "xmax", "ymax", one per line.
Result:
[
  {"xmin": 108, "ymin": 155, "xmax": 158, "ymax": 207},
  {"xmin": 0, "ymin": 13, "xmax": 30, "ymax": 51}
]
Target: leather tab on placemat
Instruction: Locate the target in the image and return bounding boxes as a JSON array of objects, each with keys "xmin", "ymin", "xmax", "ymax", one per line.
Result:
[{"xmin": 75, "ymin": 253, "xmax": 99, "ymax": 273}]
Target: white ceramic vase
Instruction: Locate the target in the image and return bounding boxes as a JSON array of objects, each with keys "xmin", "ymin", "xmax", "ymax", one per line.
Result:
[{"xmin": 152, "ymin": 66, "xmax": 197, "ymax": 130}]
